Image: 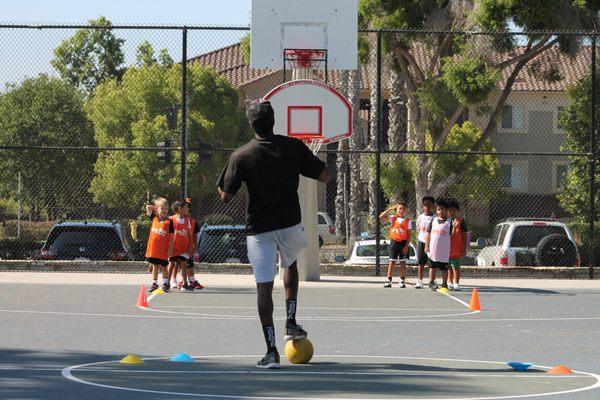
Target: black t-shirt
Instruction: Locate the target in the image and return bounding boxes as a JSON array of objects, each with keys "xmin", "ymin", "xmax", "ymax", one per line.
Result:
[{"xmin": 217, "ymin": 134, "xmax": 326, "ymax": 235}]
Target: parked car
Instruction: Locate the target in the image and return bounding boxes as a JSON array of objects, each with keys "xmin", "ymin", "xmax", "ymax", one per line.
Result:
[
  {"xmin": 318, "ymin": 212, "xmax": 337, "ymax": 246},
  {"xmin": 476, "ymin": 218, "xmax": 580, "ymax": 267},
  {"xmin": 343, "ymin": 239, "xmax": 418, "ymax": 266},
  {"xmin": 41, "ymin": 221, "xmax": 134, "ymax": 261},
  {"xmin": 195, "ymin": 225, "xmax": 249, "ymax": 263}
]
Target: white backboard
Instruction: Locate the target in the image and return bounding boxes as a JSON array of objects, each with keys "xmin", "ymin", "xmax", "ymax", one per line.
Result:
[
  {"xmin": 251, "ymin": 0, "xmax": 358, "ymax": 70},
  {"xmin": 264, "ymin": 79, "xmax": 352, "ymax": 144}
]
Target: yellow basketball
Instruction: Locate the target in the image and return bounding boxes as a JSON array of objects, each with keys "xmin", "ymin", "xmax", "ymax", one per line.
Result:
[{"xmin": 284, "ymin": 338, "xmax": 314, "ymax": 364}]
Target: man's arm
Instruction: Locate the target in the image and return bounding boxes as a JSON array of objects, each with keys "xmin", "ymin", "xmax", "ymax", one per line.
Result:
[{"xmin": 217, "ymin": 153, "xmax": 242, "ymax": 203}]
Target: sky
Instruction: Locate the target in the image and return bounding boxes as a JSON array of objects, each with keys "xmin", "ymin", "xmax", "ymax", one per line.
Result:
[{"xmin": 0, "ymin": 1, "xmax": 252, "ymax": 87}]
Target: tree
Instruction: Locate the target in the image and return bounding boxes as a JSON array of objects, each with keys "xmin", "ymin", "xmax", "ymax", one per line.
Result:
[
  {"xmin": 87, "ymin": 61, "xmax": 250, "ymax": 213},
  {"xmin": 52, "ymin": 16, "xmax": 125, "ymax": 92},
  {"xmin": 0, "ymin": 75, "xmax": 95, "ymax": 220},
  {"xmin": 558, "ymin": 73, "xmax": 599, "ymax": 224},
  {"xmin": 136, "ymin": 41, "xmax": 174, "ymax": 68},
  {"xmin": 359, "ymin": 0, "xmax": 599, "ymax": 206}
]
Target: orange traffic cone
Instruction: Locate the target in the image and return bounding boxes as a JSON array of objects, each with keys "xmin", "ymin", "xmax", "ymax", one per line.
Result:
[
  {"xmin": 469, "ymin": 288, "xmax": 481, "ymax": 311},
  {"xmin": 548, "ymin": 365, "xmax": 573, "ymax": 375},
  {"xmin": 137, "ymin": 285, "xmax": 149, "ymax": 308}
]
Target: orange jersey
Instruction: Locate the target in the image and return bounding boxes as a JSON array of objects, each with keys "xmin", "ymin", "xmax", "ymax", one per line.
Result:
[
  {"xmin": 170, "ymin": 215, "xmax": 192, "ymax": 257},
  {"xmin": 145, "ymin": 215, "xmax": 173, "ymax": 260},
  {"xmin": 450, "ymin": 217, "xmax": 464, "ymax": 259},
  {"xmin": 389, "ymin": 216, "xmax": 411, "ymax": 242}
]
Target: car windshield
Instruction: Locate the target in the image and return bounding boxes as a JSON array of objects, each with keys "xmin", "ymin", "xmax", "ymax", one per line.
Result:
[
  {"xmin": 510, "ymin": 225, "xmax": 567, "ymax": 247},
  {"xmin": 47, "ymin": 226, "xmax": 123, "ymax": 250},
  {"xmin": 200, "ymin": 229, "xmax": 246, "ymax": 250},
  {"xmin": 356, "ymin": 244, "xmax": 389, "ymax": 257},
  {"xmin": 490, "ymin": 225, "xmax": 502, "ymax": 245}
]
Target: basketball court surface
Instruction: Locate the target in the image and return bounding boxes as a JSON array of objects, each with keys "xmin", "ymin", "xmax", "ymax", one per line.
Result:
[{"xmin": 1, "ymin": 274, "xmax": 600, "ymax": 399}]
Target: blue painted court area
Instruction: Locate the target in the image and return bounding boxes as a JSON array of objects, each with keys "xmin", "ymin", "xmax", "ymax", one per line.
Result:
[{"xmin": 1, "ymin": 278, "xmax": 600, "ymax": 399}]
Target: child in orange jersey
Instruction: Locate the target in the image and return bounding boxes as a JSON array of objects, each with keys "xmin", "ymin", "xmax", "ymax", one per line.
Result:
[
  {"xmin": 168, "ymin": 199, "xmax": 195, "ymax": 291},
  {"xmin": 145, "ymin": 197, "xmax": 174, "ymax": 293},
  {"xmin": 379, "ymin": 202, "xmax": 412, "ymax": 288},
  {"xmin": 447, "ymin": 199, "xmax": 468, "ymax": 291},
  {"xmin": 183, "ymin": 198, "xmax": 204, "ymax": 289}
]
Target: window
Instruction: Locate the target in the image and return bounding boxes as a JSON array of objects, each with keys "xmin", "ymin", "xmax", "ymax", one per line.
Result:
[
  {"xmin": 556, "ymin": 106, "xmax": 566, "ymax": 132},
  {"xmin": 553, "ymin": 163, "xmax": 569, "ymax": 192},
  {"xmin": 510, "ymin": 226, "xmax": 567, "ymax": 248},
  {"xmin": 317, "ymin": 214, "xmax": 327, "ymax": 225},
  {"xmin": 501, "ymin": 105, "xmax": 524, "ymax": 130},
  {"xmin": 501, "ymin": 164, "xmax": 525, "ymax": 189}
]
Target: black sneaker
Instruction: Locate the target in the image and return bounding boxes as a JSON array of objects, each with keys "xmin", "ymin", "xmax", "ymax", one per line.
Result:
[
  {"xmin": 429, "ymin": 281, "xmax": 438, "ymax": 291},
  {"xmin": 149, "ymin": 283, "xmax": 159, "ymax": 293},
  {"xmin": 181, "ymin": 284, "xmax": 194, "ymax": 292},
  {"xmin": 162, "ymin": 283, "xmax": 170, "ymax": 293},
  {"xmin": 284, "ymin": 323, "xmax": 308, "ymax": 341},
  {"xmin": 256, "ymin": 349, "xmax": 280, "ymax": 369}
]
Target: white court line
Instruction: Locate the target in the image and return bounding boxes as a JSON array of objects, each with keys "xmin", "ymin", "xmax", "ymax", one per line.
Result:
[
  {"xmin": 67, "ymin": 368, "xmax": 590, "ymax": 379},
  {"xmin": 2, "ymin": 308, "xmax": 600, "ymax": 322},
  {"xmin": 61, "ymin": 354, "xmax": 600, "ymax": 400},
  {"xmin": 142, "ymin": 289, "xmax": 479, "ymax": 320},
  {"xmin": 157, "ymin": 305, "xmax": 465, "ymax": 311}
]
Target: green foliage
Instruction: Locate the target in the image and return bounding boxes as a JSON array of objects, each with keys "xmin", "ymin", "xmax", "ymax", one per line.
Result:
[
  {"xmin": 136, "ymin": 41, "xmax": 174, "ymax": 68},
  {"xmin": 557, "ymin": 73, "xmax": 599, "ymax": 223},
  {"xmin": 51, "ymin": 16, "xmax": 125, "ymax": 92},
  {"xmin": 0, "ymin": 74, "xmax": 95, "ymax": 220},
  {"xmin": 87, "ymin": 62, "xmax": 251, "ymax": 213},
  {"xmin": 379, "ymin": 122, "xmax": 502, "ymax": 205},
  {"xmin": 240, "ymin": 34, "xmax": 251, "ymax": 65},
  {"xmin": 441, "ymin": 57, "xmax": 500, "ymax": 106}
]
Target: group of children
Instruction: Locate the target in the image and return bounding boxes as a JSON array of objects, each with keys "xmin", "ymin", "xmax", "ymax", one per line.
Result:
[
  {"xmin": 144, "ymin": 197, "xmax": 204, "ymax": 293},
  {"xmin": 380, "ymin": 196, "xmax": 468, "ymax": 291}
]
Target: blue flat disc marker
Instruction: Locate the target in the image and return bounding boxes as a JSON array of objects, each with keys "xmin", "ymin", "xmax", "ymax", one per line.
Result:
[{"xmin": 507, "ymin": 362, "xmax": 533, "ymax": 371}]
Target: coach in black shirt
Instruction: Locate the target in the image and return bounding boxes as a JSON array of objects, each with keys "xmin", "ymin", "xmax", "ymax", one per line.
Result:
[{"xmin": 218, "ymin": 99, "xmax": 329, "ymax": 369}]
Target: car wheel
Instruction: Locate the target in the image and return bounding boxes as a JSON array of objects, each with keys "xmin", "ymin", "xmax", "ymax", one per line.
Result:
[{"xmin": 535, "ymin": 234, "xmax": 577, "ymax": 267}]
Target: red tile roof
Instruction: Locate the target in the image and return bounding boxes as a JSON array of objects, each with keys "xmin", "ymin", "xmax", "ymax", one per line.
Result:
[{"xmin": 189, "ymin": 42, "xmax": 591, "ymax": 94}]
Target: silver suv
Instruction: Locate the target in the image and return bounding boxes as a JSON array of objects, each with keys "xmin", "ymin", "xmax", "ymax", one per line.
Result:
[{"xmin": 476, "ymin": 219, "xmax": 580, "ymax": 267}]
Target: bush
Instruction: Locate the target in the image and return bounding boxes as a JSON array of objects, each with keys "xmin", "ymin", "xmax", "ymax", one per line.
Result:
[
  {"xmin": 0, "ymin": 238, "xmax": 44, "ymax": 260},
  {"xmin": 0, "ymin": 220, "xmax": 54, "ymax": 241}
]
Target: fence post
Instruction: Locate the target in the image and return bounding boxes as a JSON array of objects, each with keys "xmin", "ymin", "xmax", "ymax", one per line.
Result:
[
  {"xmin": 181, "ymin": 26, "xmax": 188, "ymax": 199},
  {"xmin": 590, "ymin": 34, "xmax": 596, "ymax": 279},
  {"xmin": 375, "ymin": 30, "xmax": 383, "ymax": 277}
]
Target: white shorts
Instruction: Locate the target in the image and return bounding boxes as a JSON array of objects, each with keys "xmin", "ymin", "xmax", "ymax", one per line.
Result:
[{"xmin": 246, "ymin": 224, "xmax": 308, "ymax": 284}]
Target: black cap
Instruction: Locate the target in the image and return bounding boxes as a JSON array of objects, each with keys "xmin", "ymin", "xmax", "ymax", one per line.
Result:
[{"xmin": 246, "ymin": 99, "xmax": 275, "ymax": 134}]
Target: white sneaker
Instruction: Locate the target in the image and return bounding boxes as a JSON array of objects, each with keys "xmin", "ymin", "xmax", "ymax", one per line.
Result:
[
  {"xmin": 415, "ymin": 280, "xmax": 423, "ymax": 289},
  {"xmin": 453, "ymin": 284, "xmax": 460, "ymax": 291},
  {"xmin": 399, "ymin": 280, "xmax": 406, "ymax": 288},
  {"xmin": 449, "ymin": 283, "xmax": 455, "ymax": 291}
]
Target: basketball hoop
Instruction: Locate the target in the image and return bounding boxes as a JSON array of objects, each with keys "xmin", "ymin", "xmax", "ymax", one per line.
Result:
[{"xmin": 283, "ymin": 49, "xmax": 328, "ymax": 82}]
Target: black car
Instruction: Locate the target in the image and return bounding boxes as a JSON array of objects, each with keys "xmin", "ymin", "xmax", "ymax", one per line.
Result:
[
  {"xmin": 195, "ymin": 225, "xmax": 249, "ymax": 263},
  {"xmin": 41, "ymin": 221, "xmax": 134, "ymax": 261}
]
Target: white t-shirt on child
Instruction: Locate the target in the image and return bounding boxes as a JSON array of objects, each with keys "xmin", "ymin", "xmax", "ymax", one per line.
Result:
[{"xmin": 416, "ymin": 212, "xmax": 434, "ymax": 243}]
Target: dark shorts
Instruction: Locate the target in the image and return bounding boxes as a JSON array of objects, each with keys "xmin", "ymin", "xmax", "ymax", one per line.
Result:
[
  {"xmin": 389, "ymin": 239, "xmax": 408, "ymax": 262},
  {"xmin": 169, "ymin": 255, "xmax": 188, "ymax": 262},
  {"xmin": 428, "ymin": 259, "xmax": 449, "ymax": 271},
  {"xmin": 146, "ymin": 257, "xmax": 169, "ymax": 267},
  {"xmin": 417, "ymin": 242, "xmax": 428, "ymax": 265}
]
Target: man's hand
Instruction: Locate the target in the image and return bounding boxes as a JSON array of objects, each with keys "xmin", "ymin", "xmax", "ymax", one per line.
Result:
[
  {"xmin": 317, "ymin": 167, "xmax": 330, "ymax": 183},
  {"xmin": 218, "ymin": 186, "xmax": 233, "ymax": 203}
]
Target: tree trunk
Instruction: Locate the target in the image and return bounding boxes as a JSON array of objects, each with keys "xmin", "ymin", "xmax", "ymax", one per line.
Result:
[
  {"xmin": 387, "ymin": 67, "xmax": 405, "ymax": 152},
  {"xmin": 367, "ymin": 43, "xmax": 379, "ymax": 222},
  {"xmin": 334, "ymin": 71, "xmax": 350, "ymax": 242},
  {"xmin": 348, "ymin": 69, "xmax": 364, "ymax": 242}
]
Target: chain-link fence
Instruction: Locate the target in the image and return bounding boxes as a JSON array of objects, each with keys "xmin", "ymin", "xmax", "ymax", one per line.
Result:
[{"xmin": 0, "ymin": 24, "xmax": 597, "ymax": 276}]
